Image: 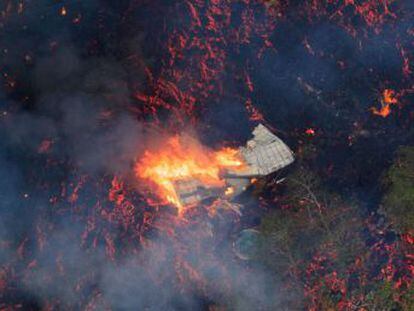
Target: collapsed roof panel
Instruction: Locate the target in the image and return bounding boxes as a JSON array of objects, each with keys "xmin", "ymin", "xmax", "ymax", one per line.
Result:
[
  {"xmin": 175, "ymin": 124, "xmax": 295, "ymax": 207},
  {"xmin": 232, "ymin": 124, "xmax": 295, "ymax": 177}
]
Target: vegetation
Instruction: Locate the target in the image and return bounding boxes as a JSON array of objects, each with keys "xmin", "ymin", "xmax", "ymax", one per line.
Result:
[
  {"xmin": 381, "ymin": 146, "xmax": 414, "ymax": 234},
  {"xmin": 253, "ymin": 150, "xmax": 413, "ymax": 310}
]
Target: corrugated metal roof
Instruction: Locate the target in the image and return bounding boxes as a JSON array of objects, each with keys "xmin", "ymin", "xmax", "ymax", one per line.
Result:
[
  {"xmin": 174, "ymin": 124, "xmax": 295, "ymax": 207},
  {"xmin": 237, "ymin": 124, "xmax": 294, "ymax": 176}
]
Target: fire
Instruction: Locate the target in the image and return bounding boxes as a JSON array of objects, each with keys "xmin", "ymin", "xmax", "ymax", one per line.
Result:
[
  {"xmin": 224, "ymin": 187, "xmax": 235, "ymax": 196},
  {"xmin": 135, "ymin": 135, "xmax": 245, "ymax": 213},
  {"xmin": 60, "ymin": 6, "xmax": 67, "ymax": 16},
  {"xmin": 370, "ymin": 89, "xmax": 398, "ymax": 117}
]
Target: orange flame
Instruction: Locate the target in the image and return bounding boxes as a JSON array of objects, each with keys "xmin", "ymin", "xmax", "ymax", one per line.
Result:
[
  {"xmin": 224, "ymin": 187, "xmax": 235, "ymax": 196},
  {"xmin": 135, "ymin": 135, "xmax": 245, "ymax": 213},
  {"xmin": 370, "ymin": 89, "xmax": 398, "ymax": 117},
  {"xmin": 60, "ymin": 6, "xmax": 67, "ymax": 16}
]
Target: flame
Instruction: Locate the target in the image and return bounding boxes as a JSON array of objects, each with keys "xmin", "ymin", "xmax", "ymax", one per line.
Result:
[
  {"xmin": 60, "ymin": 6, "xmax": 67, "ymax": 16},
  {"xmin": 224, "ymin": 187, "xmax": 234, "ymax": 196},
  {"xmin": 135, "ymin": 135, "xmax": 246, "ymax": 213},
  {"xmin": 370, "ymin": 89, "xmax": 398, "ymax": 117}
]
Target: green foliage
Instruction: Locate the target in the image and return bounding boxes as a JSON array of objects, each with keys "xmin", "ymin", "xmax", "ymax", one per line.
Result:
[
  {"xmin": 258, "ymin": 209, "xmax": 303, "ymax": 273},
  {"xmin": 382, "ymin": 146, "xmax": 414, "ymax": 234},
  {"xmin": 400, "ymin": 283, "xmax": 414, "ymax": 310},
  {"xmin": 257, "ymin": 166, "xmax": 365, "ymax": 276},
  {"xmin": 365, "ymin": 281, "xmax": 414, "ymax": 311},
  {"xmin": 254, "ymin": 152, "xmax": 414, "ymax": 310},
  {"xmin": 366, "ymin": 281, "xmax": 397, "ymax": 310}
]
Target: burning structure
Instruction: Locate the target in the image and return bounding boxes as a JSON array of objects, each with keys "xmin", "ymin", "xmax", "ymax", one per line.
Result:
[
  {"xmin": 136, "ymin": 124, "xmax": 294, "ymax": 212},
  {"xmin": 1, "ymin": 0, "xmax": 413, "ymax": 309},
  {"xmin": 224, "ymin": 124, "xmax": 294, "ymax": 196}
]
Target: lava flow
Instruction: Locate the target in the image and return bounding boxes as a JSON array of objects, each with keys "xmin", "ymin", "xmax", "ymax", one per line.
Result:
[
  {"xmin": 1, "ymin": 0, "xmax": 413, "ymax": 309},
  {"xmin": 370, "ymin": 88, "xmax": 399, "ymax": 117},
  {"xmin": 135, "ymin": 134, "xmax": 245, "ymax": 213}
]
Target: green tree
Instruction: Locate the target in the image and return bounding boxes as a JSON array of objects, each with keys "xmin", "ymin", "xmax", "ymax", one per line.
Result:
[
  {"xmin": 257, "ymin": 165, "xmax": 365, "ymax": 276},
  {"xmin": 381, "ymin": 146, "xmax": 414, "ymax": 234},
  {"xmin": 364, "ymin": 281, "xmax": 414, "ymax": 311}
]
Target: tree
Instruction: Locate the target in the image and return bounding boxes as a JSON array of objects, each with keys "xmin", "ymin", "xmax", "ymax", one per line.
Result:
[{"xmin": 381, "ymin": 146, "xmax": 414, "ymax": 234}]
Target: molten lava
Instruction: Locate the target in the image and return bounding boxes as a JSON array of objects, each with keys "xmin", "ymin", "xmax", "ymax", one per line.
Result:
[
  {"xmin": 370, "ymin": 89, "xmax": 399, "ymax": 117},
  {"xmin": 135, "ymin": 135, "xmax": 246, "ymax": 213}
]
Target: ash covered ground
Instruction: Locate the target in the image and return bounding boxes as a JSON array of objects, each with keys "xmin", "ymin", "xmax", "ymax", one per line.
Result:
[{"xmin": 0, "ymin": 1, "xmax": 413, "ymax": 310}]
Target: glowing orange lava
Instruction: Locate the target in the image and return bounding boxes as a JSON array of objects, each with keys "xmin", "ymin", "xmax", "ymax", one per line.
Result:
[
  {"xmin": 60, "ymin": 6, "xmax": 67, "ymax": 16},
  {"xmin": 135, "ymin": 135, "xmax": 246, "ymax": 213},
  {"xmin": 370, "ymin": 89, "xmax": 398, "ymax": 117}
]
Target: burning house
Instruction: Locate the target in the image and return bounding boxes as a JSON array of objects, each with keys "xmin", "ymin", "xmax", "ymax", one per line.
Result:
[
  {"xmin": 172, "ymin": 124, "xmax": 295, "ymax": 208},
  {"xmin": 2, "ymin": 0, "xmax": 412, "ymax": 309}
]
